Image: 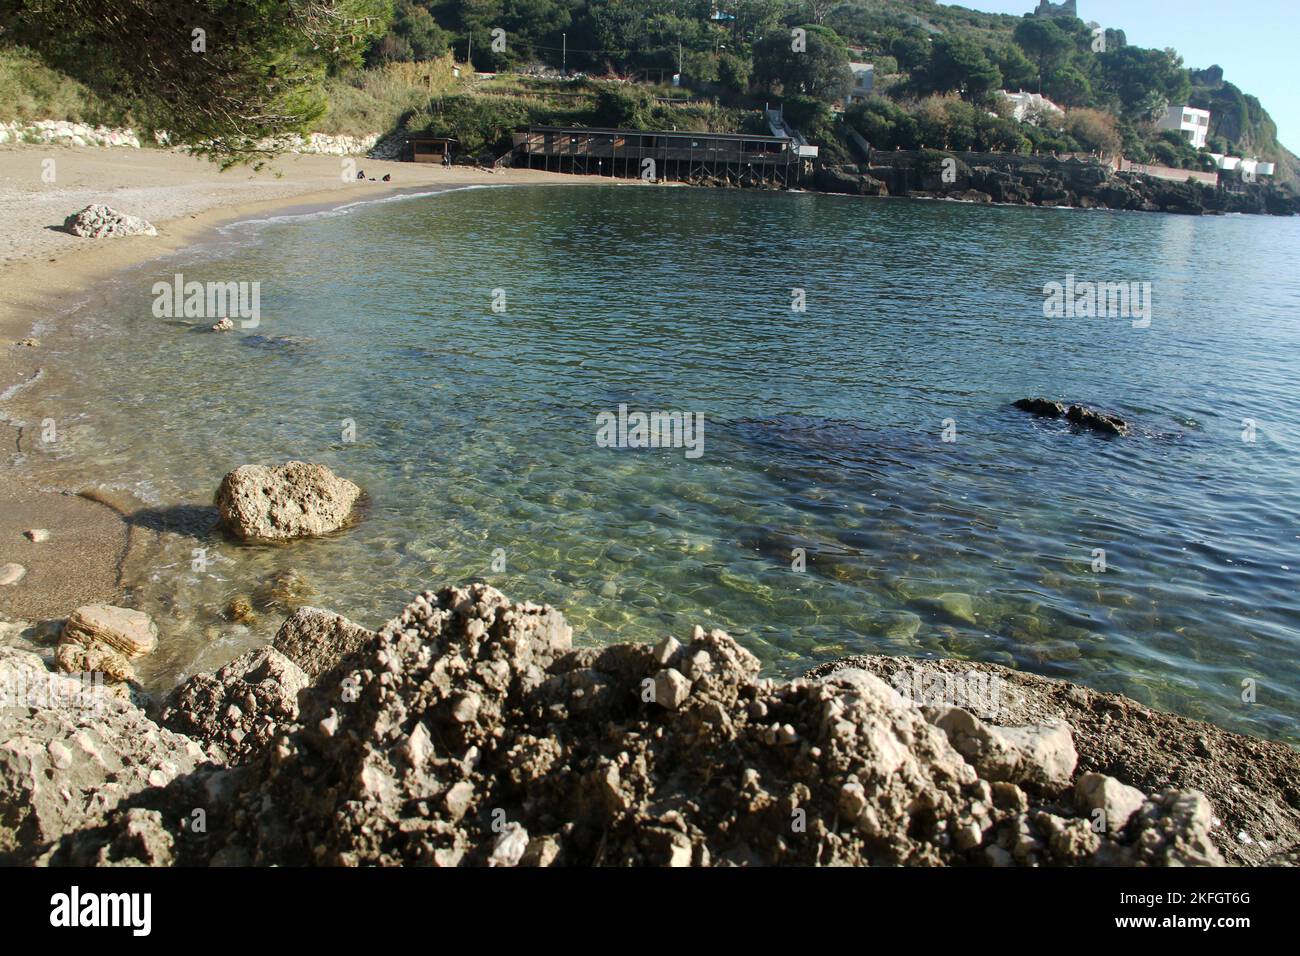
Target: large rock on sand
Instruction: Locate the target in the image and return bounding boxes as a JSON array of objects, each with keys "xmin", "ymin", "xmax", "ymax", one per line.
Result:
[
  {"xmin": 216, "ymin": 461, "xmax": 361, "ymax": 542},
  {"xmin": 62, "ymin": 204, "xmax": 157, "ymax": 238}
]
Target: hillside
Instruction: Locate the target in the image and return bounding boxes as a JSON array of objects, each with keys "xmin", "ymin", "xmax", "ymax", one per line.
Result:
[{"xmin": 1, "ymin": 1, "xmax": 1295, "ymax": 184}]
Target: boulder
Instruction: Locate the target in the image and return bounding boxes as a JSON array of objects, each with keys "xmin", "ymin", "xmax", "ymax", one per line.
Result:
[
  {"xmin": 931, "ymin": 705, "xmax": 1077, "ymax": 794},
  {"xmin": 62, "ymin": 204, "xmax": 157, "ymax": 239},
  {"xmin": 271, "ymin": 606, "xmax": 376, "ymax": 681},
  {"xmin": 56, "ymin": 604, "xmax": 158, "ymax": 683},
  {"xmin": 1066, "ymin": 404, "xmax": 1129, "ymax": 436},
  {"xmin": 1014, "ymin": 397, "xmax": 1066, "ymax": 418},
  {"xmin": 160, "ymin": 646, "xmax": 308, "ymax": 764},
  {"xmin": 1075, "ymin": 771, "xmax": 1147, "ymax": 835},
  {"xmin": 0, "ymin": 647, "xmax": 207, "ymax": 863},
  {"xmin": 215, "ymin": 461, "xmax": 361, "ymax": 542}
]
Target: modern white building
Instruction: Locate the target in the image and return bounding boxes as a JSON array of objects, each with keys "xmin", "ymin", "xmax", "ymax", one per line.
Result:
[
  {"xmin": 846, "ymin": 62, "xmax": 874, "ymax": 103},
  {"xmin": 1208, "ymin": 153, "xmax": 1275, "ymax": 177},
  {"xmin": 1157, "ymin": 105, "xmax": 1211, "ymax": 149},
  {"xmin": 998, "ymin": 90, "xmax": 1065, "ymax": 124}
]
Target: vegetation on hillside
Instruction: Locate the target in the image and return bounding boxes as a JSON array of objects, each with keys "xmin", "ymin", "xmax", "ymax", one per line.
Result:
[{"xmin": 0, "ymin": 0, "xmax": 1293, "ymax": 181}]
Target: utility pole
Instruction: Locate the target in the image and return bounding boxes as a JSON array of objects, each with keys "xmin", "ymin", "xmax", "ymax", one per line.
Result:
[
  {"xmin": 467, "ymin": 34, "xmax": 472, "ymax": 71},
  {"xmin": 562, "ymin": 33, "xmax": 566, "ymax": 76}
]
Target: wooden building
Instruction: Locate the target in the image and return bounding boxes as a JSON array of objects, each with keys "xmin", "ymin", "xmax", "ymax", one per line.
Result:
[
  {"xmin": 406, "ymin": 135, "xmax": 456, "ymax": 163},
  {"xmin": 510, "ymin": 126, "xmax": 815, "ymax": 187}
]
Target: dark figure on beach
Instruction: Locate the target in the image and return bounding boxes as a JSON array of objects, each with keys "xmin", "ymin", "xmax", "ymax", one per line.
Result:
[
  {"xmin": 382, "ymin": 174, "xmax": 391, "ymax": 182},
  {"xmin": 442, "ymin": 153, "xmax": 451, "ymax": 168},
  {"xmin": 356, "ymin": 170, "xmax": 365, "ymax": 180}
]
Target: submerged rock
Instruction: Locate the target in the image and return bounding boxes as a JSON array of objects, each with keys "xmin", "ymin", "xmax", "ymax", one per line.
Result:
[
  {"xmin": 252, "ymin": 568, "xmax": 315, "ymax": 611},
  {"xmin": 1014, "ymin": 398, "xmax": 1129, "ymax": 436},
  {"xmin": 62, "ymin": 204, "xmax": 157, "ymax": 239},
  {"xmin": 0, "ymin": 564, "xmax": 25, "ymax": 586},
  {"xmin": 215, "ymin": 461, "xmax": 361, "ymax": 542}
]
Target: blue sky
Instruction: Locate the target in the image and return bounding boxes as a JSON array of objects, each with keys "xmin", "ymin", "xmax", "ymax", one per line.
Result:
[{"xmin": 960, "ymin": 0, "xmax": 1299, "ymax": 152}]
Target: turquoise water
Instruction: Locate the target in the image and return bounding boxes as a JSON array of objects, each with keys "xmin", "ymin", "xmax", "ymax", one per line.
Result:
[{"xmin": 22, "ymin": 184, "xmax": 1300, "ymax": 742}]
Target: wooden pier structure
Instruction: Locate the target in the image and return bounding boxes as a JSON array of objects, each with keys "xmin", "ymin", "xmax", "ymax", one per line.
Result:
[{"xmin": 510, "ymin": 126, "xmax": 815, "ymax": 188}]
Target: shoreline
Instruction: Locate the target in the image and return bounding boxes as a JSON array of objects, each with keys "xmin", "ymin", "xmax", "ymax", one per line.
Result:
[{"xmin": 0, "ymin": 146, "xmax": 608, "ymax": 622}]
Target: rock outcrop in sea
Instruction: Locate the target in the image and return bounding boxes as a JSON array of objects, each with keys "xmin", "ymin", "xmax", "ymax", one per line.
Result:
[
  {"xmin": 6, "ymin": 583, "xmax": 1293, "ymax": 867},
  {"xmin": 215, "ymin": 461, "xmax": 361, "ymax": 542},
  {"xmin": 1014, "ymin": 397, "xmax": 1130, "ymax": 436}
]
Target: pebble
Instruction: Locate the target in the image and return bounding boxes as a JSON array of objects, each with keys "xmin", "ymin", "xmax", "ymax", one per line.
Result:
[
  {"xmin": 0, "ymin": 563, "xmax": 26, "ymax": 586},
  {"xmin": 24, "ymin": 529, "xmax": 50, "ymax": 543}
]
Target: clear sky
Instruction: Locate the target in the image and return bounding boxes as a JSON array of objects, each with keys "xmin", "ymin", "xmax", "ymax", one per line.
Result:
[{"xmin": 958, "ymin": 0, "xmax": 1300, "ymax": 152}]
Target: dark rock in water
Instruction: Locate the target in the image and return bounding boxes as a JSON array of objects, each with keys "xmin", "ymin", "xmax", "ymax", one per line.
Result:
[
  {"xmin": 1014, "ymin": 397, "xmax": 1067, "ymax": 418},
  {"xmin": 1014, "ymin": 398, "xmax": 1129, "ymax": 436},
  {"xmin": 1065, "ymin": 404, "xmax": 1129, "ymax": 436},
  {"xmin": 240, "ymin": 334, "xmax": 313, "ymax": 352}
]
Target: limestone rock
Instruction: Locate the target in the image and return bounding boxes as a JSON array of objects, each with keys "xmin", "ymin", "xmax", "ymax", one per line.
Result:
[
  {"xmin": 0, "ymin": 564, "xmax": 25, "ymax": 586},
  {"xmin": 160, "ymin": 646, "xmax": 308, "ymax": 764},
  {"xmin": 271, "ymin": 606, "xmax": 376, "ymax": 681},
  {"xmin": 24, "ymin": 529, "xmax": 50, "ymax": 543},
  {"xmin": 62, "ymin": 204, "xmax": 157, "ymax": 239},
  {"xmin": 1074, "ymin": 772, "xmax": 1147, "ymax": 835},
  {"xmin": 932, "ymin": 706, "xmax": 1077, "ymax": 794},
  {"xmin": 0, "ymin": 647, "xmax": 206, "ymax": 864},
  {"xmin": 61, "ymin": 604, "xmax": 158, "ymax": 659},
  {"xmin": 215, "ymin": 461, "xmax": 361, "ymax": 542}
]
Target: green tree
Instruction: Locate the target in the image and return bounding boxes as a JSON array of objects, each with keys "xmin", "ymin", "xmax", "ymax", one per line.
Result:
[
  {"xmin": 753, "ymin": 24, "xmax": 851, "ymax": 102},
  {"xmin": 0, "ymin": 0, "xmax": 391, "ymax": 164},
  {"xmin": 922, "ymin": 35, "xmax": 1000, "ymax": 100},
  {"xmin": 1012, "ymin": 18, "xmax": 1072, "ymax": 92}
]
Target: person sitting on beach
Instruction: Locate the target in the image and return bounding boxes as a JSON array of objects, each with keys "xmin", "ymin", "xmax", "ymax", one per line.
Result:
[
  {"xmin": 356, "ymin": 170, "xmax": 365, "ymax": 180},
  {"xmin": 382, "ymin": 174, "xmax": 391, "ymax": 182}
]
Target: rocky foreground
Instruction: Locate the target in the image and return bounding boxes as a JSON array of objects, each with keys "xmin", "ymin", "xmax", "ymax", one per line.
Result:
[{"xmin": 2, "ymin": 583, "xmax": 1297, "ymax": 867}]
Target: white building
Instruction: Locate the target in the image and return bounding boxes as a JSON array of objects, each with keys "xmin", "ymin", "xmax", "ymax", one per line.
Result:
[
  {"xmin": 1208, "ymin": 153, "xmax": 1275, "ymax": 177},
  {"xmin": 998, "ymin": 90, "xmax": 1065, "ymax": 124},
  {"xmin": 1157, "ymin": 105, "xmax": 1211, "ymax": 149},
  {"xmin": 846, "ymin": 62, "xmax": 874, "ymax": 103}
]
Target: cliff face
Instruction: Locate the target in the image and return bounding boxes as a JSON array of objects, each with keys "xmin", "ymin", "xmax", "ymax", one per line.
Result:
[{"xmin": 816, "ymin": 151, "xmax": 1300, "ymax": 216}]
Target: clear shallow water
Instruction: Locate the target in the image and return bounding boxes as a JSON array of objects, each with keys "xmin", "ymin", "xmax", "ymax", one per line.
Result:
[{"xmin": 18, "ymin": 184, "xmax": 1300, "ymax": 742}]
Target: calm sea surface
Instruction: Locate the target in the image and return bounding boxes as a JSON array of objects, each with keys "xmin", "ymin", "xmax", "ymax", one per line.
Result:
[{"xmin": 21, "ymin": 184, "xmax": 1300, "ymax": 741}]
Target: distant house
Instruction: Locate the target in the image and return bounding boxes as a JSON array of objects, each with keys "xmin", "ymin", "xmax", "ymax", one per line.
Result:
[
  {"xmin": 846, "ymin": 62, "xmax": 874, "ymax": 103},
  {"xmin": 1157, "ymin": 105, "xmax": 1211, "ymax": 150},
  {"xmin": 998, "ymin": 90, "xmax": 1065, "ymax": 124},
  {"xmin": 1209, "ymin": 154, "xmax": 1275, "ymax": 177}
]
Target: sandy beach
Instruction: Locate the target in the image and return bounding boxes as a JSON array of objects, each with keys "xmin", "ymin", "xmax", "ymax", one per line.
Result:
[{"xmin": 0, "ymin": 145, "xmax": 595, "ymax": 621}]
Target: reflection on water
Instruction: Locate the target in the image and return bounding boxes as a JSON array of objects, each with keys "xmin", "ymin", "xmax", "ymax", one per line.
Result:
[{"xmin": 14, "ymin": 185, "xmax": 1300, "ymax": 743}]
